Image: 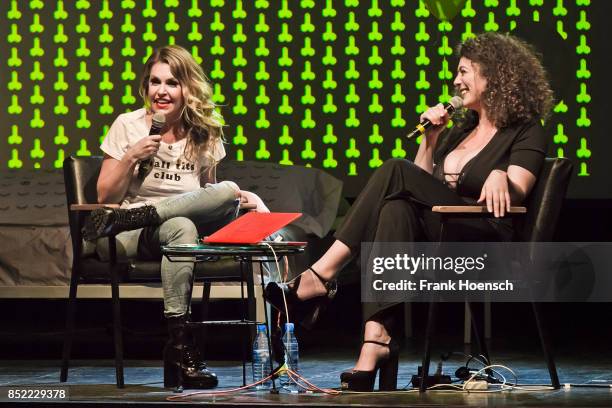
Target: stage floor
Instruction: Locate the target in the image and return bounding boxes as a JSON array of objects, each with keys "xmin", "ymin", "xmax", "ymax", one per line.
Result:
[{"xmin": 1, "ymin": 346, "xmax": 612, "ymax": 407}]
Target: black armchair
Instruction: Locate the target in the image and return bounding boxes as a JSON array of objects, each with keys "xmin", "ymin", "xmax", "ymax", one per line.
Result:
[
  {"xmin": 418, "ymin": 157, "xmax": 573, "ymax": 391},
  {"xmin": 59, "ymin": 156, "xmax": 261, "ymax": 388}
]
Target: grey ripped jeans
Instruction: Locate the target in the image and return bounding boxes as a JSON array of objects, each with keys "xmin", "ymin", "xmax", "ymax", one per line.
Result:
[
  {"xmin": 96, "ymin": 181, "xmax": 243, "ymax": 317},
  {"xmin": 95, "ymin": 181, "xmax": 284, "ymax": 317}
]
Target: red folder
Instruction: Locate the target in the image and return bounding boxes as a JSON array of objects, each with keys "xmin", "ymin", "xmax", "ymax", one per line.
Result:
[{"xmin": 202, "ymin": 212, "xmax": 302, "ymax": 244}]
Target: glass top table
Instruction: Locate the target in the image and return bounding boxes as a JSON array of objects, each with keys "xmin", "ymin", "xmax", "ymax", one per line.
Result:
[
  {"xmin": 160, "ymin": 241, "xmax": 306, "ymax": 390},
  {"xmin": 161, "ymin": 242, "xmax": 306, "ymax": 260}
]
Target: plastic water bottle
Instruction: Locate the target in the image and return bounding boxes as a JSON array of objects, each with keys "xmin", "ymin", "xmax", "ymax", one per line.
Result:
[
  {"xmin": 252, "ymin": 324, "xmax": 271, "ymax": 389},
  {"xmin": 281, "ymin": 323, "xmax": 300, "ymax": 392}
]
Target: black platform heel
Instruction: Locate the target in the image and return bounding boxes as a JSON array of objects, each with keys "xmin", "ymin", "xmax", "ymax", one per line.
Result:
[
  {"xmin": 264, "ymin": 266, "xmax": 337, "ymax": 329},
  {"xmin": 340, "ymin": 339, "xmax": 399, "ymax": 392},
  {"xmin": 82, "ymin": 204, "xmax": 161, "ymax": 241},
  {"xmin": 163, "ymin": 347, "xmax": 218, "ymax": 389},
  {"xmin": 163, "ymin": 315, "xmax": 218, "ymax": 389}
]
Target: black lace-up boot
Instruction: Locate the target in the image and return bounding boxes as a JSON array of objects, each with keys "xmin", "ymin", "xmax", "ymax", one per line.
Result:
[
  {"xmin": 163, "ymin": 315, "xmax": 218, "ymax": 389},
  {"xmin": 82, "ymin": 205, "xmax": 161, "ymax": 241}
]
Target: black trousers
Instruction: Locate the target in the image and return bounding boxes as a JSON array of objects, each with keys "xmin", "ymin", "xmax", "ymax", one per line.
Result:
[{"xmin": 334, "ymin": 159, "xmax": 511, "ymax": 321}]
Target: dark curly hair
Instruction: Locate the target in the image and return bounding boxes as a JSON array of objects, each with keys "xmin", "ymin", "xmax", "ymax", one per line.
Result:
[{"xmin": 456, "ymin": 32, "xmax": 554, "ymax": 128}]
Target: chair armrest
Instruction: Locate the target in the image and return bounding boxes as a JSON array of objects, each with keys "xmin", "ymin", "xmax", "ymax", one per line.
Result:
[
  {"xmin": 70, "ymin": 204, "xmax": 120, "ymax": 211},
  {"xmin": 432, "ymin": 205, "xmax": 526, "ymax": 214},
  {"xmin": 71, "ymin": 203, "xmax": 255, "ymax": 212},
  {"xmin": 71, "ymin": 203, "xmax": 256, "ymax": 212}
]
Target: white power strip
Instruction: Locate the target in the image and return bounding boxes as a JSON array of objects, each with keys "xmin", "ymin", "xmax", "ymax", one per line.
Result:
[{"xmin": 464, "ymin": 380, "xmax": 488, "ymax": 390}]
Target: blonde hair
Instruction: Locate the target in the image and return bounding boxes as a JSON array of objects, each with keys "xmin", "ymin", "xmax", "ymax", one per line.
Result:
[{"xmin": 139, "ymin": 45, "xmax": 224, "ymax": 168}]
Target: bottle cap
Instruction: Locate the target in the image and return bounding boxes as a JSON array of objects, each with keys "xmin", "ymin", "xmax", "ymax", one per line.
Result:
[
  {"xmin": 257, "ymin": 324, "xmax": 267, "ymax": 332},
  {"xmin": 285, "ymin": 322, "xmax": 294, "ymax": 332}
]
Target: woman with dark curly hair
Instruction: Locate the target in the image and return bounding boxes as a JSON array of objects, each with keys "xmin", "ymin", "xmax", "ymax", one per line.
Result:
[{"xmin": 265, "ymin": 32, "xmax": 553, "ymax": 391}]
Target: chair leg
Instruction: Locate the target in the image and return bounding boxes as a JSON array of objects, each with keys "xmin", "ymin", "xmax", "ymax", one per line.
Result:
[
  {"xmin": 467, "ymin": 302, "xmax": 491, "ymax": 364},
  {"xmin": 463, "ymin": 302, "xmax": 471, "ymax": 344},
  {"xmin": 467, "ymin": 302, "xmax": 498, "ymax": 382},
  {"xmin": 60, "ymin": 261, "xmax": 81, "ymax": 383},
  {"xmin": 484, "ymin": 301, "xmax": 492, "ymax": 339},
  {"xmin": 419, "ymin": 300, "xmax": 437, "ymax": 392},
  {"xmin": 419, "ymin": 221, "xmax": 447, "ymax": 392},
  {"xmin": 404, "ymin": 303, "xmax": 413, "ymax": 339},
  {"xmin": 108, "ymin": 236, "xmax": 125, "ymax": 388},
  {"xmin": 532, "ymin": 302, "xmax": 561, "ymax": 389}
]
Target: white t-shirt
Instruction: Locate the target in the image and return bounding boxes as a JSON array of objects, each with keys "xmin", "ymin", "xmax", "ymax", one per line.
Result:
[{"xmin": 100, "ymin": 108, "xmax": 226, "ymax": 208}]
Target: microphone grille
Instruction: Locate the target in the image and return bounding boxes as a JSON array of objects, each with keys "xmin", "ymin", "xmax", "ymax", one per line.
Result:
[
  {"xmin": 449, "ymin": 96, "xmax": 463, "ymax": 110},
  {"xmin": 152, "ymin": 112, "xmax": 166, "ymax": 127}
]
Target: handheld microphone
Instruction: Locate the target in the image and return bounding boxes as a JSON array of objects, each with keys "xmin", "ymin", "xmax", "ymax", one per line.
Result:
[
  {"xmin": 137, "ymin": 112, "xmax": 166, "ymax": 181},
  {"xmin": 406, "ymin": 96, "xmax": 463, "ymax": 139}
]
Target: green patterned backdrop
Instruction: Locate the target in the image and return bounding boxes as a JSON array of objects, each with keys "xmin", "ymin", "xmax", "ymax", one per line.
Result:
[{"xmin": 0, "ymin": 1, "xmax": 597, "ymax": 197}]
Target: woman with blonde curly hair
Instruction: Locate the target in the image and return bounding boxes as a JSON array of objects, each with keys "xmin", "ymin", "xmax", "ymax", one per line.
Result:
[
  {"xmin": 265, "ymin": 32, "xmax": 554, "ymax": 392},
  {"xmin": 83, "ymin": 45, "xmax": 269, "ymax": 389}
]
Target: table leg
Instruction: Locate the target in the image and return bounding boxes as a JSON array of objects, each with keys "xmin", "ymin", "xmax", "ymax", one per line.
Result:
[{"xmin": 258, "ymin": 258, "xmax": 278, "ymax": 393}]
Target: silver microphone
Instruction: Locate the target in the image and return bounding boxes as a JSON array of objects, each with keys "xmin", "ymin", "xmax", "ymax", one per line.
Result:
[{"xmin": 406, "ymin": 96, "xmax": 463, "ymax": 139}]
